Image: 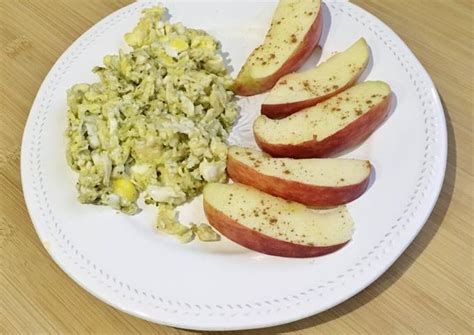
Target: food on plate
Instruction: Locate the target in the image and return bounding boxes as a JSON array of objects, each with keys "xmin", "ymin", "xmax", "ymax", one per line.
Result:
[
  {"xmin": 227, "ymin": 146, "xmax": 371, "ymax": 206},
  {"xmin": 262, "ymin": 38, "xmax": 370, "ymax": 118},
  {"xmin": 203, "ymin": 183, "xmax": 354, "ymax": 257},
  {"xmin": 254, "ymin": 81, "xmax": 391, "ymax": 158},
  {"xmin": 66, "ymin": 6, "xmax": 237, "ymax": 241},
  {"xmin": 156, "ymin": 204, "xmax": 220, "ymax": 243},
  {"xmin": 233, "ymin": 0, "xmax": 323, "ymax": 96}
]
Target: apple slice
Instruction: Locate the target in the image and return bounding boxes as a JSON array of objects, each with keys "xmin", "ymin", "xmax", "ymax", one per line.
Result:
[
  {"xmin": 227, "ymin": 146, "xmax": 371, "ymax": 207},
  {"xmin": 233, "ymin": 0, "xmax": 322, "ymax": 96},
  {"xmin": 203, "ymin": 183, "xmax": 354, "ymax": 258},
  {"xmin": 262, "ymin": 38, "xmax": 370, "ymax": 118},
  {"xmin": 254, "ymin": 81, "xmax": 392, "ymax": 158}
]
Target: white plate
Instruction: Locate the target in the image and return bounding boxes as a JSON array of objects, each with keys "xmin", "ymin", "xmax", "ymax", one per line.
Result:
[{"xmin": 21, "ymin": 0, "xmax": 447, "ymax": 331}]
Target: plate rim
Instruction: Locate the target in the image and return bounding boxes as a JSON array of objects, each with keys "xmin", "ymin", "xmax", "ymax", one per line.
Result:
[{"xmin": 20, "ymin": 0, "xmax": 447, "ymax": 330}]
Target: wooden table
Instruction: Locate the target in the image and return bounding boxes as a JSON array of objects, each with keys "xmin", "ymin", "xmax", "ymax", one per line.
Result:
[{"xmin": 1, "ymin": 0, "xmax": 472, "ymax": 333}]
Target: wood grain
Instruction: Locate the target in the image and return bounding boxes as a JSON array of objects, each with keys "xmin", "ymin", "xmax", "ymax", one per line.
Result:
[{"xmin": 1, "ymin": 0, "xmax": 472, "ymax": 333}]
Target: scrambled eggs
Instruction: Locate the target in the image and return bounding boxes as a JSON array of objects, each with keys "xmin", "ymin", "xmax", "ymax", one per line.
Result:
[{"xmin": 66, "ymin": 6, "xmax": 237, "ymax": 242}]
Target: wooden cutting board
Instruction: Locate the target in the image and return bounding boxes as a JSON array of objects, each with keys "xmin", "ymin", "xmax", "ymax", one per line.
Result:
[{"xmin": 0, "ymin": 0, "xmax": 472, "ymax": 333}]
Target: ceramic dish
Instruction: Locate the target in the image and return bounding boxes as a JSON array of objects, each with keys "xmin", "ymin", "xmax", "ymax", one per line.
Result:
[{"xmin": 21, "ymin": 0, "xmax": 447, "ymax": 330}]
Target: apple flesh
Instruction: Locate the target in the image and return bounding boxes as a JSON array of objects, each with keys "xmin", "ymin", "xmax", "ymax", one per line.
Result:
[
  {"xmin": 254, "ymin": 81, "xmax": 392, "ymax": 158},
  {"xmin": 233, "ymin": 0, "xmax": 322, "ymax": 96},
  {"xmin": 203, "ymin": 183, "xmax": 354, "ymax": 257},
  {"xmin": 262, "ymin": 38, "xmax": 370, "ymax": 118},
  {"xmin": 227, "ymin": 146, "xmax": 371, "ymax": 207}
]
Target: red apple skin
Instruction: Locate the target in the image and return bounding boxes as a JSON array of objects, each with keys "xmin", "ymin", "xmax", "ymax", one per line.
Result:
[
  {"xmin": 227, "ymin": 154, "xmax": 371, "ymax": 207},
  {"xmin": 233, "ymin": 10, "xmax": 323, "ymax": 96},
  {"xmin": 255, "ymin": 94, "xmax": 392, "ymax": 158},
  {"xmin": 203, "ymin": 201, "xmax": 348, "ymax": 258},
  {"xmin": 260, "ymin": 76, "xmax": 362, "ymax": 119}
]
